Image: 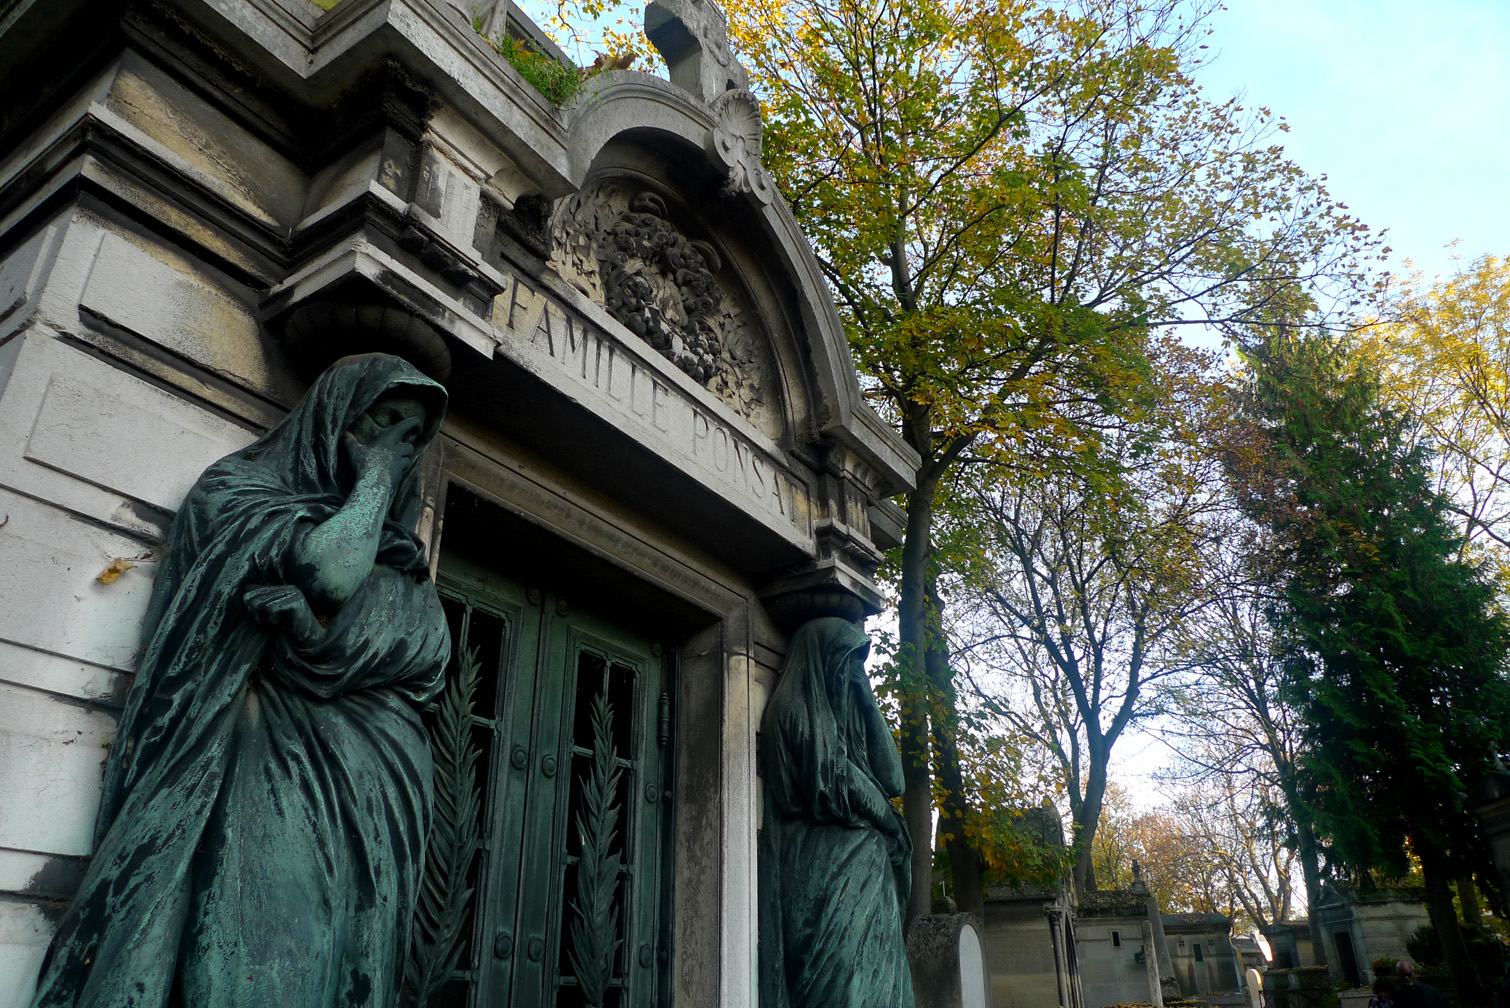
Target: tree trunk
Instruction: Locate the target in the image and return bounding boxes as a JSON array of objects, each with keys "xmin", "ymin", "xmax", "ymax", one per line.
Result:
[
  {"xmin": 1276, "ymin": 773, "xmax": 1329, "ymax": 969},
  {"xmin": 1421, "ymin": 843, "xmax": 1480, "ymax": 1002},
  {"xmin": 1293, "ymin": 817, "xmax": 1329, "ymax": 969},
  {"xmin": 1458, "ymin": 874, "xmax": 1481, "ymax": 925},
  {"xmin": 926, "ymin": 576, "xmax": 984, "ymax": 917},
  {"xmin": 898, "ymin": 473, "xmax": 938, "ymax": 923},
  {"xmin": 1072, "ymin": 747, "xmax": 1109, "ymax": 898}
]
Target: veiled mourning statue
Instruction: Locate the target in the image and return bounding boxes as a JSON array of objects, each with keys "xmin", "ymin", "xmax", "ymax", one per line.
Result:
[
  {"xmin": 31, "ymin": 354, "xmax": 451, "ymax": 1008},
  {"xmin": 759, "ymin": 617, "xmax": 915, "ymax": 1007}
]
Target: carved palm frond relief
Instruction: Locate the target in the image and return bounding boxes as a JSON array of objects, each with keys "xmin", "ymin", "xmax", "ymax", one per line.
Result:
[
  {"xmin": 568, "ymin": 683, "xmax": 625, "ymax": 1007},
  {"xmin": 406, "ymin": 646, "xmax": 484, "ymax": 1005}
]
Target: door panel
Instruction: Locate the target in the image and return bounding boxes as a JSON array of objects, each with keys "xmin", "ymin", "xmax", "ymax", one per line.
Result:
[{"xmin": 408, "ymin": 554, "xmax": 671, "ymax": 1008}]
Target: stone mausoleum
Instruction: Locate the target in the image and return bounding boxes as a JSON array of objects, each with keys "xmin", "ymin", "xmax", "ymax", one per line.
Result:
[
  {"xmin": 1262, "ymin": 885, "xmax": 1430, "ymax": 988},
  {"xmin": 0, "ymin": 0, "xmax": 916, "ymax": 1004}
]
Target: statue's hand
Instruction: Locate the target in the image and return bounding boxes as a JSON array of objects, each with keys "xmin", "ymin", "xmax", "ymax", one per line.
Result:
[
  {"xmin": 245, "ymin": 584, "xmax": 323, "ymax": 644},
  {"xmin": 343, "ymin": 414, "xmax": 424, "ymax": 487}
]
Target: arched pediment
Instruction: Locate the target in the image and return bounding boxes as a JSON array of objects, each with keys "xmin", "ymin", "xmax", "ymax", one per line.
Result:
[{"xmin": 560, "ymin": 58, "xmax": 913, "ymax": 495}]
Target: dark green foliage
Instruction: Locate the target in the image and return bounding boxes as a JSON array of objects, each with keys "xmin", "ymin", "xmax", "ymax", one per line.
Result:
[
  {"xmin": 569, "ymin": 685, "xmax": 624, "ymax": 1007},
  {"xmin": 1464, "ymin": 927, "xmax": 1507, "ymax": 983},
  {"xmin": 407, "ymin": 647, "xmax": 484, "ymax": 1004},
  {"xmin": 1409, "ymin": 922, "xmax": 1441, "ymax": 967},
  {"xmin": 1232, "ymin": 334, "xmax": 1510, "ymax": 874},
  {"xmin": 1230, "ymin": 333, "xmax": 1510, "ymax": 1002},
  {"xmin": 1409, "ymin": 922, "xmax": 1510, "ymax": 979}
]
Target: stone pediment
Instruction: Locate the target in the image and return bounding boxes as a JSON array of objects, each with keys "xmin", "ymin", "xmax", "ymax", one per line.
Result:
[{"xmin": 548, "ymin": 2, "xmax": 920, "ymax": 613}]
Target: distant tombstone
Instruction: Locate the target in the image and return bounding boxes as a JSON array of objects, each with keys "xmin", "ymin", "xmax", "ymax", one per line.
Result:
[
  {"xmin": 958, "ymin": 924, "xmax": 989, "ymax": 1008},
  {"xmin": 906, "ymin": 914, "xmax": 991, "ymax": 1008},
  {"xmin": 1245, "ymin": 967, "xmax": 1265, "ymax": 1008},
  {"xmin": 1263, "ymin": 965, "xmax": 1335, "ymax": 1008},
  {"xmin": 1142, "ymin": 919, "xmax": 1166, "ymax": 1007}
]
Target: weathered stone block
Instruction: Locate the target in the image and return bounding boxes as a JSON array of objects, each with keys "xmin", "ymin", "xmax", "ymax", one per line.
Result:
[
  {"xmin": 0, "ymin": 901, "xmax": 53, "ymax": 1008},
  {"xmin": 907, "ymin": 913, "xmax": 990, "ymax": 1008},
  {"xmin": 0, "ymin": 489, "xmax": 156, "ymax": 670},
  {"xmin": 0, "ymin": 683, "xmax": 117, "ymax": 858},
  {"xmin": 0, "ymin": 330, "xmax": 254, "ymax": 539}
]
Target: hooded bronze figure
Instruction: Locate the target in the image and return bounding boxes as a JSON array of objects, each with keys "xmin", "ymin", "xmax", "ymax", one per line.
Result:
[
  {"xmin": 32, "ymin": 353, "xmax": 451, "ymax": 1008},
  {"xmin": 759, "ymin": 617, "xmax": 914, "ymax": 1007}
]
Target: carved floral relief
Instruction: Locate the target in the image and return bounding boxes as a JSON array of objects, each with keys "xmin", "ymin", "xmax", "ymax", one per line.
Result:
[{"xmin": 550, "ymin": 181, "xmax": 767, "ymax": 422}]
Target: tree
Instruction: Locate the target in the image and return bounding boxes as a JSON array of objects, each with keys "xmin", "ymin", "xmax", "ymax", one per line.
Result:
[
  {"xmin": 1357, "ymin": 254, "xmax": 1510, "ymax": 575},
  {"xmin": 1091, "ymin": 788, "xmax": 1216, "ymax": 914},
  {"xmin": 949, "ymin": 333, "xmax": 1227, "ymax": 897},
  {"xmin": 1169, "ymin": 769, "xmax": 1298, "ymax": 932},
  {"xmin": 1089, "ymin": 782, "xmax": 1141, "ymax": 890},
  {"xmin": 948, "ymin": 695, "xmax": 1072, "ymax": 891},
  {"xmin": 719, "ymin": 0, "xmax": 1379, "ymax": 918},
  {"xmin": 1230, "ymin": 331, "xmax": 1510, "ymax": 1001},
  {"xmin": 1090, "ymin": 775, "xmax": 1297, "ymax": 931},
  {"xmin": 518, "ymin": 0, "xmax": 1379, "ymax": 915},
  {"xmin": 1162, "ymin": 547, "xmax": 1330, "ymax": 962}
]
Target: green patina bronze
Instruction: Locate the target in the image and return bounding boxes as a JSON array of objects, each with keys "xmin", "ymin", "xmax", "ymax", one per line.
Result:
[
  {"xmin": 759, "ymin": 617, "xmax": 915, "ymax": 1008},
  {"xmin": 31, "ymin": 354, "xmax": 451, "ymax": 1008}
]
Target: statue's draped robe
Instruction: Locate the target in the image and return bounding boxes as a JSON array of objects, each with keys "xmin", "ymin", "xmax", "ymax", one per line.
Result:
[
  {"xmin": 759, "ymin": 618, "xmax": 914, "ymax": 1008},
  {"xmin": 31, "ymin": 355, "xmax": 451, "ymax": 1008}
]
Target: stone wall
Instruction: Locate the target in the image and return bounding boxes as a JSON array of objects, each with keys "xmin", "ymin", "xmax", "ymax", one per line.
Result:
[
  {"xmin": 1076, "ymin": 906, "xmax": 1161, "ymax": 1008},
  {"xmin": 1165, "ymin": 915, "xmax": 1241, "ymax": 997},
  {"xmin": 982, "ymin": 892, "xmax": 1077, "ymax": 1008}
]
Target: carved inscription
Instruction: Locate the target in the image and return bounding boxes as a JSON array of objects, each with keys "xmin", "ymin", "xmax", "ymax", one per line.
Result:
[{"xmin": 490, "ymin": 269, "xmax": 809, "ymax": 539}]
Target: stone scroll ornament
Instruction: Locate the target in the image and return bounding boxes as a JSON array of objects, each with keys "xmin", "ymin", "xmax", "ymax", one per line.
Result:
[
  {"xmin": 644, "ymin": 0, "xmax": 776, "ymax": 203},
  {"xmin": 30, "ymin": 354, "xmax": 451, "ymax": 1008},
  {"xmin": 759, "ymin": 618, "xmax": 916, "ymax": 1007}
]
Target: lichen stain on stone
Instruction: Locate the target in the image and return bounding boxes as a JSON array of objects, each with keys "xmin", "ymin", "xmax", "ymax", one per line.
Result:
[
  {"xmin": 107, "ymin": 68, "xmax": 289, "ymax": 229},
  {"xmin": 96, "ymin": 171, "xmax": 263, "ymax": 279},
  {"xmin": 86, "ymin": 223, "xmax": 273, "ymax": 389},
  {"xmin": 110, "ymin": 498, "xmax": 173, "ymax": 544},
  {"xmin": 25, "ymin": 854, "xmax": 89, "ymax": 916}
]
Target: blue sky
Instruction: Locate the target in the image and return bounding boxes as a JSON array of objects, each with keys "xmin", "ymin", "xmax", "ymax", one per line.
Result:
[{"xmin": 1192, "ymin": 0, "xmax": 1510, "ymax": 283}]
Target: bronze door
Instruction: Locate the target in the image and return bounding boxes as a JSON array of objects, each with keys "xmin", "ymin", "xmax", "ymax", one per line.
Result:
[{"xmin": 408, "ymin": 554, "xmax": 672, "ymax": 1008}]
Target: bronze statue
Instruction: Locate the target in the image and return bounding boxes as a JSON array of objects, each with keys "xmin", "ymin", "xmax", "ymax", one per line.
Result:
[
  {"xmin": 759, "ymin": 617, "xmax": 915, "ymax": 1007},
  {"xmin": 31, "ymin": 354, "xmax": 451, "ymax": 1007}
]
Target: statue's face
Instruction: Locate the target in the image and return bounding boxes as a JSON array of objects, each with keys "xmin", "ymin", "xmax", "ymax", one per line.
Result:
[
  {"xmin": 846, "ymin": 652, "xmax": 874, "ymax": 700},
  {"xmin": 348, "ymin": 393, "xmax": 429, "ymax": 448}
]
